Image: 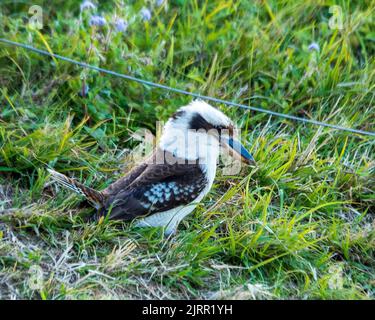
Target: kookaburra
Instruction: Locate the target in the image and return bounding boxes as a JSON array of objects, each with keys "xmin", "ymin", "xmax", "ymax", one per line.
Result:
[{"xmin": 48, "ymin": 100, "xmax": 255, "ymax": 235}]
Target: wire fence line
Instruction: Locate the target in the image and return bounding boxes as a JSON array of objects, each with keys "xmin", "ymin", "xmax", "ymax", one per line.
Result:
[{"xmin": 0, "ymin": 38, "xmax": 374, "ymax": 137}]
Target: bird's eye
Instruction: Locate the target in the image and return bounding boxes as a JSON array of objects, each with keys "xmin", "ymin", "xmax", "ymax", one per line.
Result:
[{"xmin": 216, "ymin": 125, "xmax": 233, "ymax": 138}]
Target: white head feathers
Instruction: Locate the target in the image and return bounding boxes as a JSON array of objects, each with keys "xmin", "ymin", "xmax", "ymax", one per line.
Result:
[{"xmin": 159, "ymin": 100, "xmax": 234, "ymax": 162}]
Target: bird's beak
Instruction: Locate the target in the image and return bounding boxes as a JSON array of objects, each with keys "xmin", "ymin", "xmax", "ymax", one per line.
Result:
[{"xmin": 222, "ymin": 136, "xmax": 256, "ymax": 166}]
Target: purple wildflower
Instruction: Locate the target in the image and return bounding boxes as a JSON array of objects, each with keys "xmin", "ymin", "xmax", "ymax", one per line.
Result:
[
  {"xmin": 89, "ymin": 15, "xmax": 106, "ymax": 27},
  {"xmin": 308, "ymin": 42, "xmax": 320, "ymax": 52},
  {"xmin": 114, "ymin": 18, "xmax": 128, "ymax": 33},
  {"xmin": 140, "ymin": 7, "xmax": 152, "ymax": 21},
  {"xmin": 80, "ymin": 0, "xmax": 96, "ymax": 11}
]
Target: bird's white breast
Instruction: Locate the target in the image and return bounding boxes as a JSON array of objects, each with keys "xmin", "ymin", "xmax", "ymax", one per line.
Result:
[{"xmin": 135, "ymin": 143, "xmax": 218, "ymax": 235}]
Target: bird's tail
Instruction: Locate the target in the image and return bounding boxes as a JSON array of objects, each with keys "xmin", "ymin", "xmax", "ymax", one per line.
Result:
[{"xmin": 47, "ymin": 169, "xmax": 105, "ymax": 209}]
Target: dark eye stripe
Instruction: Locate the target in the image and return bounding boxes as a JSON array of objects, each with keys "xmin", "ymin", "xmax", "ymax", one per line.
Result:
[
  {"xmin": 188, "ymin": 112, "xmax": 233, "ymax": 135},
  {"xmin": 189, "ymin": 113, "xmax": 214, "ymax": 131}
]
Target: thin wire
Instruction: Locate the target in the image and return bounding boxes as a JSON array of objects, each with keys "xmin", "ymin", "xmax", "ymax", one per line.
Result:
[{"xmin": 0, "ymin": 38, "xmax": 374, "ymax": 137}]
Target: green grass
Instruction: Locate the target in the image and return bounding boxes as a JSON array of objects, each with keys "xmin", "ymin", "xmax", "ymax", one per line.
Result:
[{"xmin": 0, "ymin": 0, "xmax": 374, "ymax": 299}]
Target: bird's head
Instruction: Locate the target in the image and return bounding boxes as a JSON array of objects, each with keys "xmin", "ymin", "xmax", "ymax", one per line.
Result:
[{"xmin": 159, "ymin": 100, "xmax": 255, "ymax": 165}]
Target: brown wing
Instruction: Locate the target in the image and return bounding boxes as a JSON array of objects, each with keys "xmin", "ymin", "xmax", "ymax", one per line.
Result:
[
  {"xmin": 101, "ymin": 162, "xmax": 148, "ymax": 196},
  {"xmin": 101, "ymin": 148, "xmax": 178, "ymax": 195},
  {"xmin": 99, "ymin": 150, "xmax": 207, "ymax": 220}
]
